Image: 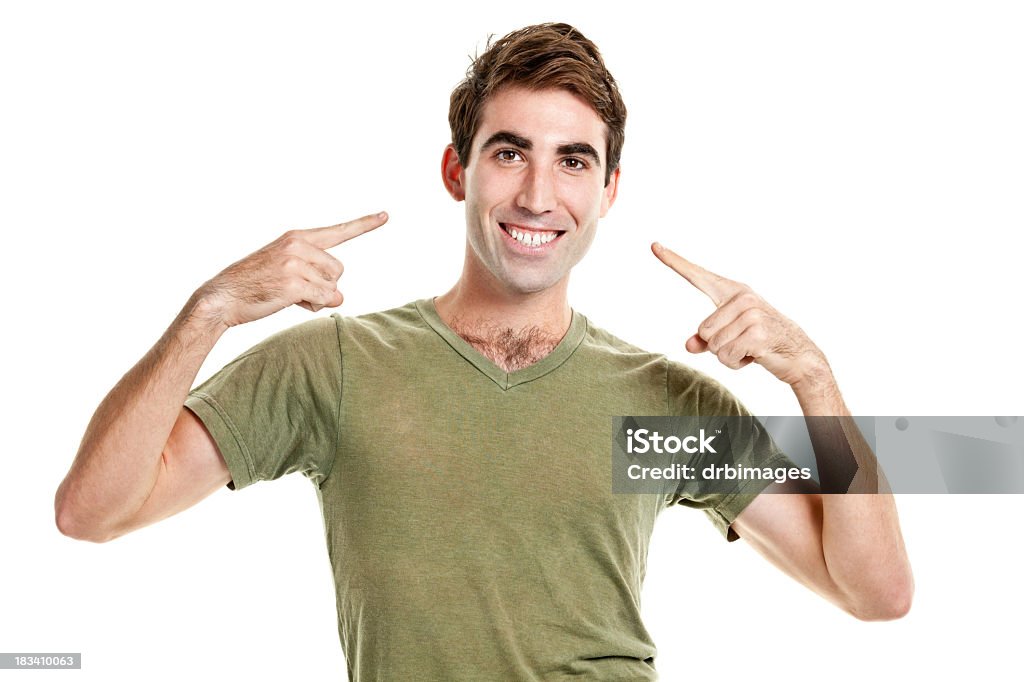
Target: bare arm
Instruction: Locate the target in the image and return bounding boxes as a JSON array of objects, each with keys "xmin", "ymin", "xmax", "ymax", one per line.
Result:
[
  {"xmin": 54, "ymin": 296, "xmax": 228, "ymax": 542},
  {"xmin": 55, "ymin": 212, "xmax": 388, "ymax": 542},
  {"xmin": 732, "ymin": 376, "xmax": 913, "ymax": 621},
  {"xmin": 651, "ymin": 242, "xmax": 913, "ymax": 620}
]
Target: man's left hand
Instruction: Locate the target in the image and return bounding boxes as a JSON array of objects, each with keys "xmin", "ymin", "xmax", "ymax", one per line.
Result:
[{"xmin": 652, "ymin": 242, "xmax": 829, "ymax": 387}]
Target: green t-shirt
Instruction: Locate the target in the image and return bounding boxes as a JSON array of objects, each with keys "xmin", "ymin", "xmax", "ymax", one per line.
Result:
[{"xmin": 184, "ymin": 298, "xmax": 792, "ymax": 681}]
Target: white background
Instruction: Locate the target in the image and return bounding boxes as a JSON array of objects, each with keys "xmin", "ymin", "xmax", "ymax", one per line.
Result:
[{"xmin": 2, "ymin": 1, "xmax": 1021, "ymax": 679}]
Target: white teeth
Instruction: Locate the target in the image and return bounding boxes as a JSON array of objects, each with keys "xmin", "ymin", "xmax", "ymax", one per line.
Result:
[{"xmin": 506, "ymin": 225, "xmax": 558, "ymax": 246}]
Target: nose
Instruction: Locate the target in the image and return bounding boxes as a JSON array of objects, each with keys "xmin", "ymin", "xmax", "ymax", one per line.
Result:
[{"xmin": 516, "ymin": 163, "xmax": 557, "ymax": 215}]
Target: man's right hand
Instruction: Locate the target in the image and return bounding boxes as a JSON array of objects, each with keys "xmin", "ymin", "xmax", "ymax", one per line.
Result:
[{"xmin": 196, "ymin": 211, "xmax": 389, "ymax": 329}]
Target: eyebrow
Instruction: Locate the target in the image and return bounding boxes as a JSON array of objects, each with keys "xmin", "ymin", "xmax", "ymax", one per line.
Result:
[
  {"xmin": 479, "ymin": 130, "xmax": 603, "ymax": 167},
  {"xmin": 480, "ymin": 130, "xmax": 532, "ymax": 151},
  {"xmin": 556, "ymin": 142, "xmax": 602, "ymax": 167}
]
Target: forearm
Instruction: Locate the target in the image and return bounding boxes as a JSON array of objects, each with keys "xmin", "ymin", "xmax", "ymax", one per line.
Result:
[
  {"xmin": 792, "ymin": 366, "xmax": 914, "ymax": 619},
  {"xmin": 55, "ymin": 291, "xmax": 227, "ymax": 541}
]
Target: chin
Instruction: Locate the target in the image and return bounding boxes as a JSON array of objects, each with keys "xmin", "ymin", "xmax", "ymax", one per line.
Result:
[{"xmin": 499, "ymin": 270, "xmax": 567, "ymax": 296}]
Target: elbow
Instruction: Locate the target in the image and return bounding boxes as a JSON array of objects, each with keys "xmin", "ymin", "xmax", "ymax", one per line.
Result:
[
  {"xmin": 849, "ymin": 592, "xmax": 912, "ymax": 622},
  {"xmin": 55, "ymin": 506, "xmax": 114, "ymax": 543},
  {"xmin": 846, "ymin": 573, "xmax": 915, "ymax": 622},
  {"xmin": 54, "ymin": 486, "xmax": 117, "ymax": 544}
]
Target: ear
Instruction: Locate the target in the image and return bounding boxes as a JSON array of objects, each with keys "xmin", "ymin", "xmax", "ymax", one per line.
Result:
[
  {"xmin": 442, "ymin": 144, "xmax": 466, "ymax": 202},
  {"xmin": 599, "ymin": 165, "xmax": 621, "ymax": 218}
]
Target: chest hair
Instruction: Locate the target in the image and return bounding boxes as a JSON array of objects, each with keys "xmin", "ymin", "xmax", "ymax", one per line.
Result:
[{"xmin": 448, "ymin": 319, "xmax": 561, "ymax": 373}]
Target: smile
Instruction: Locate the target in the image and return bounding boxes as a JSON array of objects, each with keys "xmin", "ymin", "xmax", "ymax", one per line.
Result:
[{"xmin": 499, "ymin": 223, "xmax": 565, "ymax": 248}]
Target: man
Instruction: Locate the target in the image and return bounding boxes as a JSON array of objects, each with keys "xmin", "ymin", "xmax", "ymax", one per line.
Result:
[{"xmin": 55, "ymin": 22, "xmax": 912, "ymax": 680}]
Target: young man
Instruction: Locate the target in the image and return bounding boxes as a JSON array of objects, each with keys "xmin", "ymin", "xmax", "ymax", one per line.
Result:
[{"xmin": 55, "ymin": 23, "xmax": 912, "ymax": 680}]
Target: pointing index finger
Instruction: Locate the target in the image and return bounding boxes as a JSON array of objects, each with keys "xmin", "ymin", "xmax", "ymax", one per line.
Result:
[
  {"xmin": 651, "ymin": 242, "xmax": 738, "ymax": 306},
  {"xmin": 305, "ymin": 211, "xmax": 389, "ymax": 250}
]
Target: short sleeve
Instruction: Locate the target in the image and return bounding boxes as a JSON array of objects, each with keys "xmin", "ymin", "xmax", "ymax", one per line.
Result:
[
  {"xmin": 665, "ymin": 361, "xmax": 797, "ymax": 542},
  {"xmin": 184, "ymin": 315, "xmax": 343, "ymax": 491}
]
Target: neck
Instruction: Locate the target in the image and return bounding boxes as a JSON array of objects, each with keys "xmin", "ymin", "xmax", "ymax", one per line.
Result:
[
  {"xmin": 435, "ymin": 254, "xmax": 572, "ymax": 339},
  {"xmin": 433, "ymin": 249, "xmax": 573, "ymax": 372}
]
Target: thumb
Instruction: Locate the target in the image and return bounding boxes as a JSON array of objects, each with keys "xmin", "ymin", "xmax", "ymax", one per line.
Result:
[
  {"xmin": 325, "ymin": 289, "xmax": 344, "ymax": 308},
  {"xmin": 685, "ymin": 333, "xmax": 708, "ymax": 354}
]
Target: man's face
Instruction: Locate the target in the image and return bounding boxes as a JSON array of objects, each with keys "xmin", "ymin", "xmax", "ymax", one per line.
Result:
[{"xmin": 444, "ymin": 86, "xmax": 620, "ymax": 296}]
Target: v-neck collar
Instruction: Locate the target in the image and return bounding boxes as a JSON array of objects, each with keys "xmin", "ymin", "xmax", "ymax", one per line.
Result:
[{"xmin": 414, "ymin": 297, "xmax": 588, "ymax": 391}]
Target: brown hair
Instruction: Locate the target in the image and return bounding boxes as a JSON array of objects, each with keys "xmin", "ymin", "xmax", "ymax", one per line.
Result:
[{"xmin": 449, "ymin": 22, "xmax": 627, "ymax": 186}]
